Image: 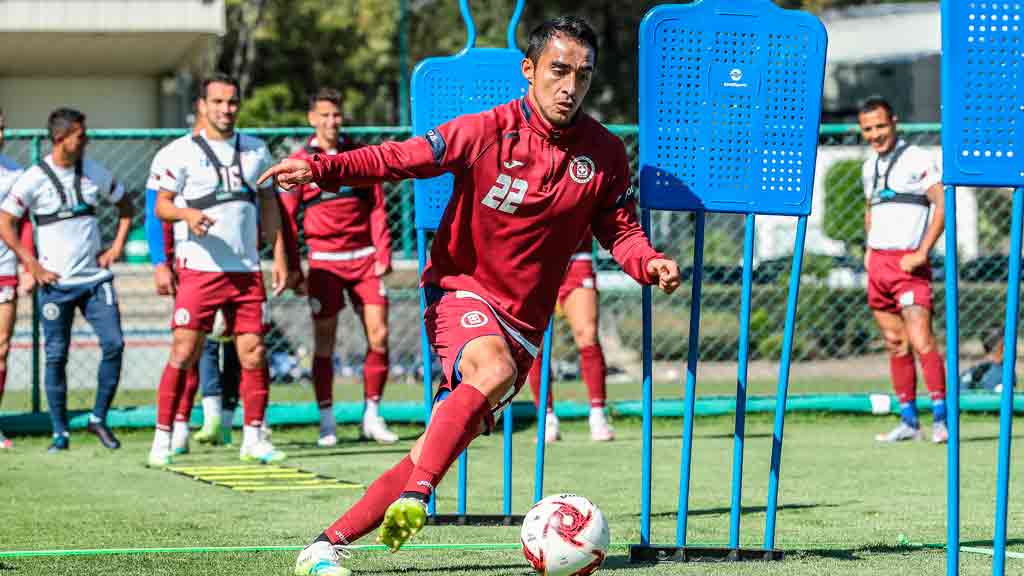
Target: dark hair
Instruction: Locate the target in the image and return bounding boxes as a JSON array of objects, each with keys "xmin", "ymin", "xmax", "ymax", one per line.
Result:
[
  {"xmin": 200, "ymin": 73, "xmax": 240, "ymax": 99},
  {"xmin": 309, "ymin": 87, "xmax": 343, "ymax": 111},
  {"xmin": 47, "ymin": 107, "xmax": 86, "ymax": 142},
  {"xmin": 982, "ymin": 328, "xmax": 1005, "ymax": 354},
  {"xmin": 526, "ymin": 16, "xmax": 598, "ymax": 64},
  {"xmin": 859, "ymin": 96, "xmax": 895, "ymax": 120}
]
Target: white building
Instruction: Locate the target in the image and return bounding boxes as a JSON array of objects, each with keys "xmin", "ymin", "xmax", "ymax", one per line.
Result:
[{"xmin": 0, "ymin": 0, "xmax": 225, "ymax": 129}]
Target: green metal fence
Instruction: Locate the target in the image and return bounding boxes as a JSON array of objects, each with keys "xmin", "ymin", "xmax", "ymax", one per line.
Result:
[{"xmin": 0, "ymin": 123, "xmax": 1015, "ymax": 418}]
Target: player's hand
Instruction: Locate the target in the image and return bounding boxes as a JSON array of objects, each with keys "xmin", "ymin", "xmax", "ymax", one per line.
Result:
[
  {"xmin": 18, "ymin": 269, "xmax": 35, "ymax": 295},
  {"xmin": 153, "ymin": 263, "xmax": 177, "ymax": 296},
  {"xmin": 374, "ymin": 261, "xmax": 392, "ymax": 277},
  {"xmin": 899, "ymin": 250, "xmax": 928, "ymax": 273},
  {"xmin": 271, "ymin": 259, "xmax": 289, "ymax": 297},
  {"xmin": 257, "ymin": 158, "xmax": 313, "ymax": 191},
  {"xmin": 28, "ymin": 261, "xmax": 59, "ymax": 286},
  {"xmin": 287, "ymin": 269, "xmax": 306, "ymax": 295},
  {"xmin": 182, "ymin": 208, "xmax": 216, "ymax": 237},
  {"xmin": 97, "ymin": 247, "xmax": 122, "ymax": 268},
  {"xmin": 647, "ymin": 257, "xmax": 681, "ymax": 295}
]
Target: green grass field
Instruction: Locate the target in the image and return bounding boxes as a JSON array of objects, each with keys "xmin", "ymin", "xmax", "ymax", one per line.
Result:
[{"xmin": 1, "ymin": 413, "xmax": 1021, "ymax": 576}]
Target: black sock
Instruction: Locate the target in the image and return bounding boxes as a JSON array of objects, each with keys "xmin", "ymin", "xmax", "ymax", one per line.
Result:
[
  {"xmin": 313, "ymin": 532, "xmax": 331, "ymax": 545},
  {"xmin": 399, "ymin": 491, "xmax": 429, "ymax": 503}
]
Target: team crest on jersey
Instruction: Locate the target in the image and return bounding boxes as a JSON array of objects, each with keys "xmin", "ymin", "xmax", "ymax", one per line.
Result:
[
  {"xmin": 174, "ymin": 307, "xmax": 191, "ymax": 326},
  {"xmin": 569, "ymin": 155, "xmax": 596, "ymax": 184},
  {"xmin": 460, "ymin": 311, "xmax": 489, "ymax": 328},
  {"xmin": 42, "ymin": 302, "xmax": 60, "ymax": 321}
]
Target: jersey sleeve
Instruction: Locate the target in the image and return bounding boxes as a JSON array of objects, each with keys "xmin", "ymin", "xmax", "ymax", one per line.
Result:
[
  {"xmin": 151, "ymin": 143, "xmax": 186, "ymax": 194},
  {"xmin": 591, "ymin": 144, "xmax": 662, "ymax": 285},
  {"xmin": 861, "ymin": 159, "xmax": 873, "ymax": 200},
  {"xmin": 255, "ymin": 145, "xmax": 275, "ymax": 191},
  {"xmin": 906, "ymin": 147, "xmax": 942, "ymax": 192},
  {"xmin": 308, "ymin": 111, "xmax": 496, "ymax": 190},
  {"xmin": 1, "ymin": 169, "xmax": 38, "ymax": 218}
]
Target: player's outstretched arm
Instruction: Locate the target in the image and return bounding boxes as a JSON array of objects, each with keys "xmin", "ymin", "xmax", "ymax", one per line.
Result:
[{"xmin": 257, "ymin": 158, "xmax": 312, "ymax": 190}]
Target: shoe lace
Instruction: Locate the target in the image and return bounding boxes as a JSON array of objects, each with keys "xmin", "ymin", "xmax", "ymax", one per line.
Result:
[{"xmin": 332, "ymin": 544, "xmax": 352, "ymax": 560}]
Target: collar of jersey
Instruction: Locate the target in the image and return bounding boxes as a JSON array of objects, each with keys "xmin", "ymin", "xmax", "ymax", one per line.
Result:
[
  {"xmin": 306, "ymin": 135, "xmax": 341, "ymax": 155},
  {"xmin": 877, "ymin": 138, "xmax": 907, "ymax": 161},
  {"xmin": 519, "ymin": 97, "xmax": 582, "ymax": 143}
]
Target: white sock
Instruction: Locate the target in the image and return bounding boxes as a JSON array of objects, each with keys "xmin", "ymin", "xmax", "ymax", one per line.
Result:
[
  {"xmin": 319, "ymin": 407, "xmax": 336, "ymax": 436},
  {"xmin": 202, "ymin": 396, "xmax": 222, "ymax": 427},
  {"xmin": 221, "ymin": 409, "xmax": 234, "ymax": 430},
  {"xmin": 243, "ymin": 424, "xmax": 261, "ymax": 447},
  {"xmin": 364, "ymin": 399, "xmax": 380, "ymax": 422},
  {"xmin": 589, "ymin": 406, "xmax": 607, "ymax": 422},
  {"xmin": 88, "ymin": 413, "xmax": 102, "ymax": 424},
  {"xmin": 546, "ymin": 411, "xmax": 559, "ymax": 426},
  {"xmin": 153, "ymin": 428, "xmax": 172, "ymax": 452}
]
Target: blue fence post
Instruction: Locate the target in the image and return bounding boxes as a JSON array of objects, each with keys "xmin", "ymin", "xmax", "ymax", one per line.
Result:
[
  {"xmin": 729, "ymin": 214, "xmax": 755, "ymax": 548},
  {"xmin": 943, "ymin": 184, "xmax": 961, "ymax": 576}
]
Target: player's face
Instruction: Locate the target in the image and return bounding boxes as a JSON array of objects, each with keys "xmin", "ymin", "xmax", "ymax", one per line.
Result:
[
  {"xmin": 58, "ymin": 122, "xmax": 88, "ymax": 159},
  {"xmin": 308, "ymin": 100, "xmax": 343, "ymax": 145},
  {"xmin": 858, "ymin": 108, "xmax": 897, "ymax": 155},
  {"xmin": 523, "ymin": 34, "xmax": 594, "ymax": 127},
  {"xmin": 200, "ymin": 82, "xmax": 240, "ymax": 135}
]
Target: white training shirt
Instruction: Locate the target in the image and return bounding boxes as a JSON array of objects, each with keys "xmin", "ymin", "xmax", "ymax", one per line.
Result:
[
  {"xmin": 862, "ymin": 140, "xmax": 942, "ymax": 251},
  {"xmin": 1, "ymin": 155, "xmax": 124, "ymax": 286},
  {"xmin": 152, "ymin": 131, "xmax": 272, "ymax": 273},
  {"xmin": 0, "ymin": 154, "xmax": 23, "ymax": 278}
]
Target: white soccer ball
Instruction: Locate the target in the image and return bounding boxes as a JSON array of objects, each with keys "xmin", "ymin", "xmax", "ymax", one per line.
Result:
[{"xmin": 520, "ymin": 493, "xmax": 609, "ymax": 576}]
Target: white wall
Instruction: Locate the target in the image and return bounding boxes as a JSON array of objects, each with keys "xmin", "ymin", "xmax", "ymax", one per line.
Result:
[{"xmin": 0, "ymin": 76, "xmax": 158, "ymax": 129}]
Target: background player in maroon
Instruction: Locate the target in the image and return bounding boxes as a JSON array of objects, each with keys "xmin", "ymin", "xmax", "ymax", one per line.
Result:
[
  {"xmin": 280, "ymin": 88, "xmax": 397, "ymax": 447},
  {"xmin": 261, "ymin": 17, "xmax": 681, "ymax": 576}
]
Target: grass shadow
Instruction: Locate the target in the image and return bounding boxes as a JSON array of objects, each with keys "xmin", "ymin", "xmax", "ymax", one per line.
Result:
[
  {"xmin": 959, "ymin": 433, "xmax": 1024, "ymax": 444},
  {"xmin": 383, "ymin": 562, "xmax": 529, "ymax": 574},
  {"xmin": 637, "ymin": 501, "xmax": 841, "ymax": 519}
]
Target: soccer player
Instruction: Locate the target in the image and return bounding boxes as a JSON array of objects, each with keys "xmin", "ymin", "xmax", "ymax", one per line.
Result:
[
  {"xmin": 279, "ymin": 88, "xmax": 397, "ymax": 447},
  {"xmin": 0, "ymin": 107, "xmax": 132, "ymax": 453},
  {"xmin": 859, "ymin": 97, "xmax": 948, "ymax": 444},
  {"xmin": 145, "ymin": 112, "xmax": 241, "ymax": 453},
  {"xmin": 528, "ymin": 230, "xmax": 614, "ymax": 443},
  {"xmin": 0, "ymin": 106, "xmax": 35, "ymax": 450},
  {"xmin": 259, "ymin": 17, "xmax": 682, "ymax": 574},
  {"xmin": 148, "ymin": 73, "xmax": 291, "ymax": 467}
]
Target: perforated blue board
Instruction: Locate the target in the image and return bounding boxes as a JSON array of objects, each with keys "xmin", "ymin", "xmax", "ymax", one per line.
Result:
[
  {"xmin": 942, "ymin": 1, "xmax": 1024, "ymax": 187},
  {"xmin": 412, "ymin": 48, "xmax": 527, "ymax": 230},
  {"xmin": 638, "ymin": 0, "xmax": 827, "ymax": 216}
]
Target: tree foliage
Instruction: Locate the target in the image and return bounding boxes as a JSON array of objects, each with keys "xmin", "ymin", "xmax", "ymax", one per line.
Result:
[{"xmin": 213, "ymin": 0, "xmax": 906, "ymax": 126}]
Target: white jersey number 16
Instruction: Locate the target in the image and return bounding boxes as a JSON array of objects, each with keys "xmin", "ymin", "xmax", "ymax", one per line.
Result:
[{"xmin": 481, "ymin": 173, "xmax": 527, "ymax": 214}]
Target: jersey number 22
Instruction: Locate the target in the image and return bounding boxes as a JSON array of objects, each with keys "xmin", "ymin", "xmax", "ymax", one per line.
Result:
[{"xmin": 482, "ymin": 174, "xmax": 527, "ymax": 214}]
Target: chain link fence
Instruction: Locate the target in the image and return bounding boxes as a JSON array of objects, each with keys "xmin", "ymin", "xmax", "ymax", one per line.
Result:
[{"xmin": 0, "ymin": 124, "xmax": 1015, "ymax": 417}]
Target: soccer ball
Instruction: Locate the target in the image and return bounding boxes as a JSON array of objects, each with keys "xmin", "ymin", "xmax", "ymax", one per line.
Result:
[{"xmin": 520, "ymin": 493, "xmax": 609, "ymax": 576}]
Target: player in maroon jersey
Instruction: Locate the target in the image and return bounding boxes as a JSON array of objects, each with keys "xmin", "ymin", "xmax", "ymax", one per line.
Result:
[
  {"xmin": 279, "ymin": 88, "xmax": 397, "ymax": 447},
  {"xmin": 263, "ymin": 17, "xmax": 681, "ymax": 575}
]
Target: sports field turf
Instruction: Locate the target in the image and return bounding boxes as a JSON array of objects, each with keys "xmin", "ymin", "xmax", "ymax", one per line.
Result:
[{"xmin": 1, "ymin": 412, "xmax": 1021, "ymax": 576}]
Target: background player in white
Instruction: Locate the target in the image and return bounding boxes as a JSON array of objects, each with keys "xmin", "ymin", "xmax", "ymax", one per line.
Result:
[
  {"xmin": 0, "ymin": 107, "xmax": 132, "ymax": 453},
  {"xmin": 859, "ymin": 96, "xmax": 947, "ymax": 443},
  {"xmin": 0, "ymin": 106, "xmax": 35, "ymax": 449},
  {"xmin": 149, "ymin": 74, "xmax": 291, "ymax": 466}
]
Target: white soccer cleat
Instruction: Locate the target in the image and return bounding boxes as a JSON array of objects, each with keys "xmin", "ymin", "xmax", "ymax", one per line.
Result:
[
  {"xmin": 932, "ymin": 422, "xmax": 949, "ymax": 444},
  {"xmin": 147, "ymin": 446, "xmax": 173, "ymax": 468},
  {"xmin": 0, "ymin": 430, "xmax": 12, "ymax": 449},
  {"xmin": 589, "ymin": 412, "xmax": 615, "ymax": 442},
  {"xmin": 293, "ymin": 541, "xmax": 352, "ymax": 576},
  {"xmin": 361, "ymin": 416, "xmax": 398, "ymax": 444},
  {"xmin": 171, "ymin": 423, "xmax": 191, "ymax": 455},
  {"xmin": 240, "ymin": 439, "xmax": 286, "ymax": 464},
  {"xmin": 875, "ymin": 422, "xmax": 922, "ymax": 443},
  {"xmin": 317, "ymin": 433, "xmax": 339, "ymax": 448},
  {"xmin": 544, "ymin": 412, "xmax": 561, "ymax": 444}
]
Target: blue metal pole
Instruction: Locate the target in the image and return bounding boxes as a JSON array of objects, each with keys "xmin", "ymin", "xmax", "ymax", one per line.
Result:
[
  {"xmin": 729, "ymin": 214, "xmax": 755, "ymax": 549},
  {"xmin": 507, "ymin": 0, "xmax": 524, "ymax": 49},
  {"xmin": 676, "ymin": 211, "xmax": 706, "ymax": 547},
  {"xmin": 503, "ymin": 393, "xmax": 513, "ymax": 517},
  {"xmin": 943, "ymin": 185, "xmax": 961, "ymax": 576},
  {"xmin": 764, "ymin": 215, "xmax": 808, "ymax": 550},
  {"xmin": 992, "ymin": 187, "xmax": 1022, "ymax": 576},
  {"xmin": 457, "ymin": 0, "xmax": 477, "ymax": 52},
  {"xmin": 640, "ymin": 207, "xmax": 654, "ymax": 546},
  {"xmin": 417, "ymin": 228, "xmax": 437, "ymax": 516},
  {"xmin": 534, "ymin": 319, "xmax": 554, "ymax": 504}
]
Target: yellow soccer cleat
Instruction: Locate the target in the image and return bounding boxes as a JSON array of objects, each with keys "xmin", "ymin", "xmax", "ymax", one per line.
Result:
[{"xmin": 377, "ymin": 497, "xmax": 428, "ymax": 553}]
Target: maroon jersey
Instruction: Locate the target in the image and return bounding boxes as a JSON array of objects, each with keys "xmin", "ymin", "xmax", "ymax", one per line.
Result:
[
  {"xmin": 280, "ymin": 136, "xmax": 391, "ymax": 270},
  {"xmin": 572, "ymin": 230, "xmax": 594, "ymax": 256},
  {"xmin": 308, "ymin": 98, "xmax": 661, "ymax": 343}
]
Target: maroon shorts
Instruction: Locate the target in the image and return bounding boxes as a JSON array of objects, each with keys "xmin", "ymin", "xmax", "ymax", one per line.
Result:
[
  {"xmin": 867, "ymin": 249, "xmax": 933, "ymax": 314},
  {"xmin": 424, "ymin": 289, "xmax": 536, "ymax": 432},
  {"xmin": 306, "ymin": 257, "xmax": 387, "ymax": 320},
  {"xmin": 173, "ymin": 269, "xmax": 267, "ymax": 334},
  {"xmin": 557, "ymin": 258, "xmax": 597, "ymax": 305}
]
